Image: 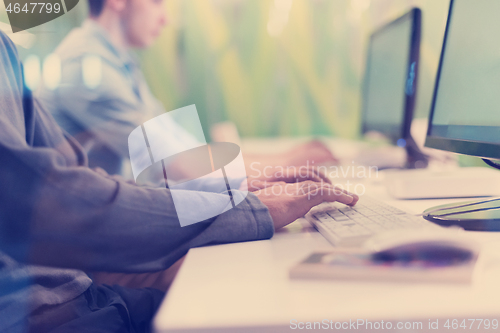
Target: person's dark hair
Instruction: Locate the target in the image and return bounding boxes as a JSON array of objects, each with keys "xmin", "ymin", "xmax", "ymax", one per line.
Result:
[{"xmin": 88, "ymin": 0, "xmax": 105, "ymax": 17}]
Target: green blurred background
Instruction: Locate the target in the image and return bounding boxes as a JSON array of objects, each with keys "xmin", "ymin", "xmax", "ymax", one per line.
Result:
[{"xmin": 1, "ymin": 0, "xmax": 450, "ymax": 140}]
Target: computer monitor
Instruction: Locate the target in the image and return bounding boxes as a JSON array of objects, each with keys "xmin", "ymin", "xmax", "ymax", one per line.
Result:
[
  {"xmin": 423, "ymin": 0, "xmax": 500, "ymax": 231},
  {"xmin": 361, "ymin": 8, "xmax": 427, "ymax": 168}
]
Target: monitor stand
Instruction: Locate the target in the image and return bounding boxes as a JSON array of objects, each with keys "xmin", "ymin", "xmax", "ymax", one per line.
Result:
[
  {"xmin": 405, "ymin": 136, "xmax": 429, "ymax": 169},
  {"xmin": 423, "ymin": 198, "xmax": 500, "ymax": 231}
]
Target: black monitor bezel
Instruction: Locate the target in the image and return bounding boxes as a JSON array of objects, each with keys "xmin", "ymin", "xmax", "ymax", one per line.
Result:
[
  {"xmin": 424, "ymin": 0, "xmax": 500, "ymax": 159},
  {"xmin": 361, "ymin": 8, "xmax": 422, "ymax": 144}
]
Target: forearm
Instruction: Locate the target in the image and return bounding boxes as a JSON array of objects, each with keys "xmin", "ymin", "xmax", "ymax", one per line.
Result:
[{"xmin": 0, "ymin": 146, "xmax": 273, "ymax": 273}]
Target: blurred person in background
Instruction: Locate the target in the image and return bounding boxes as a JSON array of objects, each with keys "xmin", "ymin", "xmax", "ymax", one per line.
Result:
[
  {"xmin": 0, "ymin": 30, "xmax": 358, "ymax": 332},
  {"xmin": 36, "ymin": 0, "xmax": 338, "ymax": 182}
]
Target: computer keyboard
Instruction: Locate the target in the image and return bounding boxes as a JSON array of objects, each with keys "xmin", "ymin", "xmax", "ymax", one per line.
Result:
[{"xmin": 306, "ymin": 196, "xmax": 439, "ymax": 247}]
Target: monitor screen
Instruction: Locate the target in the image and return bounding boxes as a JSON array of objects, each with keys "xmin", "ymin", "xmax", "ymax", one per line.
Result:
[
  {"xmin": 362, "ymin": 9, "xmax": 420, "ymax": 143},
  {"xmin": 426, "ymin": 0, "xmax": 500, "ymax": 159}
]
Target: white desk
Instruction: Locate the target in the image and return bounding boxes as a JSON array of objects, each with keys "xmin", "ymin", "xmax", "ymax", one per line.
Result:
[{"xmin": 154, "ymin": 139, "xmax": 500, "ymax": 332}]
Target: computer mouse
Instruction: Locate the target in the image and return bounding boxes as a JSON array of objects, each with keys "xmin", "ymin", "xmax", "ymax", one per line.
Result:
[{"xmin": 364, "ymin": 229, "xmax": 480, "ymax": 266}]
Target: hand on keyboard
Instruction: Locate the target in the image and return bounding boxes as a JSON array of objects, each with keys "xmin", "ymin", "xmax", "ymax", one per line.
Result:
[
  {"xmin": 255, "ymin": 181, "xmax": 359, "ymax": 230},
  {"xmin": 309, "ymin": 196, "xmax": 438, "ymax": 246},
  {"xmin": 244, "ymin": 165, "xmax": 331, "ymax": 192}
]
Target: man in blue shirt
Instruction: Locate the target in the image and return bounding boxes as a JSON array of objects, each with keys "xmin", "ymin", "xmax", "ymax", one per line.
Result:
[
  {"xmin": 0, "ymin": 31, "xmax": 357, "ymax": 332},
  {"xmin": 36, "ymin": 0, "xmax": 338, "ymax": 180}
]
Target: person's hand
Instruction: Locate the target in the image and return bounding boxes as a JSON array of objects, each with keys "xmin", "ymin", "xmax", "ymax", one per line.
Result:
[
  {"xmin": 284, "ymin": 140, "xmax": 339, "ymax": 167},
  {"xmin": 254, "ymin": 181, "xmax": 359, "ymax": 230},
  {"xmin": 243, "ymin": 166, "xmax": 331, "ymax": 192},
  {"xmin": 240, "ymin": 180, "xmax": 286, "ymax": 192}
]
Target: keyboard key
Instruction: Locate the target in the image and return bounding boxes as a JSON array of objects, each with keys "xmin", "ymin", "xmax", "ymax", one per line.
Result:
[
  {"xmin": 314, "ymin": 213, "xmax": 332, "ymax": 223},
  {"xmin": 352, "ymin": 218, "xmax": 373, "ymax": 225},
  {"xmin": 385, "ymin": 215, "xmax": 404, "ymax": 222},
  {"xmin": 358, "ymin": 210, "xmax": 378, "ymax": 217},
  {"xmin": 339, "ymin": 207, "xmax": 356, "ymax": 213},
  {"xmin": 388, "ymin": 208, "xmax": 407, "ymax": 215},
  {"xmin": 328, "ymin": 213, "xmax": 350, "ymax": 221},
  {"xmin": 349, "ymin": 225, "xmax": 372, "ymax": 236},
  {"xmin": 368, "ymin": 216, "xmax": 387, "ymax": 224},
  {"xmin": 326, "ymin": 209, "xmax": 344, "ymax": 217}
]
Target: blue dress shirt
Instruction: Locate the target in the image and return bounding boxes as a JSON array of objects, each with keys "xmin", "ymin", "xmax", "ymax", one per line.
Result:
[{"xmin": 36, "ymin": 20, "xmax": 201, "ymax": 177}]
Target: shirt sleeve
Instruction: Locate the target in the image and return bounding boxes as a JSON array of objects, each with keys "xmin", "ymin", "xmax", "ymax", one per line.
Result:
[
  {"xmin": 0, "ymin": 135, "xmax": 274, "ymax": 273},
  {"xmin": 50, "ymin": 58, "xmax": 147, "ymax": 157},
  {"xmin": 0, "ymin": 100, "xmax": 274, "ymax": 273},
  {"xmin": 1, "ymin": 32, "xmax": 274, "ymax": 274}
]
